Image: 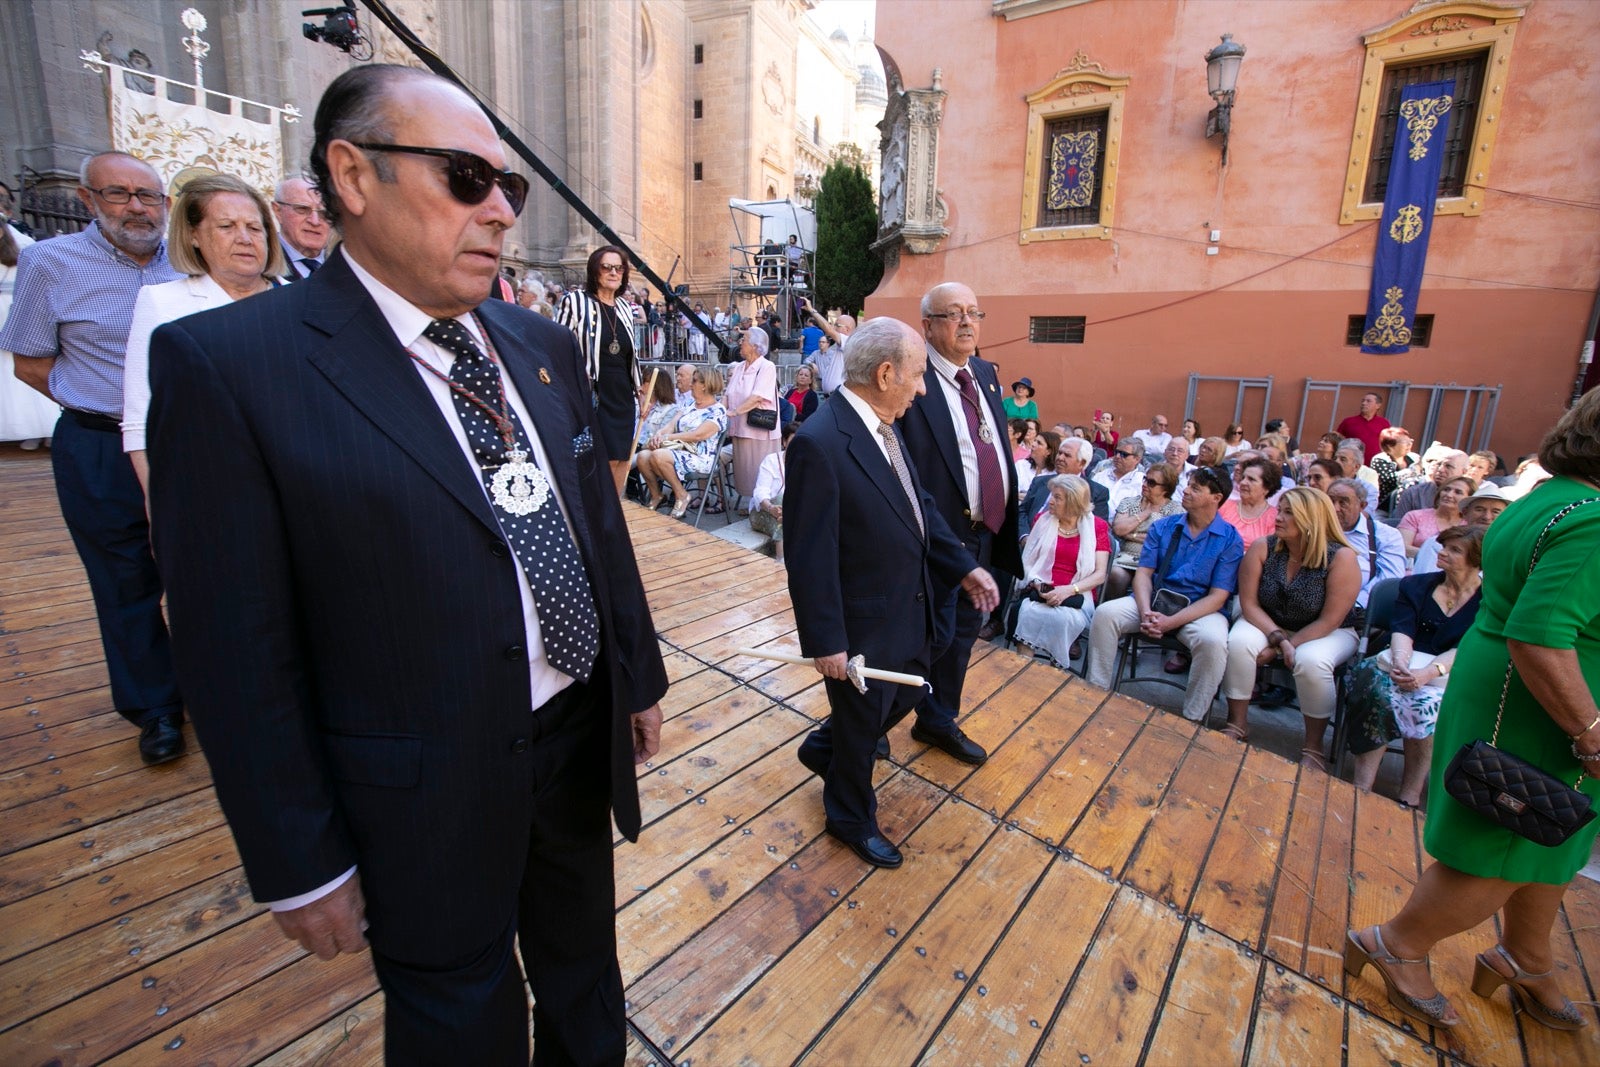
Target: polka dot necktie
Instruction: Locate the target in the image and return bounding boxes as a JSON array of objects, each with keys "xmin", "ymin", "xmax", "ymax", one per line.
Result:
[{"xmin": 424, "ymin": 318, "xmax": 599, "ymax": 683}]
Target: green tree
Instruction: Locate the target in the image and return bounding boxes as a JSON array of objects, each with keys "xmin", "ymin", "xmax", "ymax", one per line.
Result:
[{"xmin": 813, "ymin": 158, "xmax": 882, "ymax": 317}]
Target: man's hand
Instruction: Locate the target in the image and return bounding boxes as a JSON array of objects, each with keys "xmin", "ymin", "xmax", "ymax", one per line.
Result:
[
  {"xmin": 273, "ymin": 874, "xmax": 368, "ymax": 960},
  {"xmin": 632, "ymin": 704, "xmax": 663, "ymax": 764},
  {"xmin": 763, "ymin": 502, "xmax": 782, "ymax": 522},
  {"xmin": 1141, "ymin": 611, "xmax": 1173, "ymax": 638},
  {"xmin": 961, "ymin": 568, "xmax": 1000, "ymax": 613},
  {"xmin": 814, "ymin": 651, "xmax": 850, "ymax": 681}
]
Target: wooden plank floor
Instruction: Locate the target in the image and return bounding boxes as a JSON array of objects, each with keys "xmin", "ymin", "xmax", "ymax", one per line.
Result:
[{"xmin": 3, "ymin": 444, "xmax": 1599, "ymax": 1065}]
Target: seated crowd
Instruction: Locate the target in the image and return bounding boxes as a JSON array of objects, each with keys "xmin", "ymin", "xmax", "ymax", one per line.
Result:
[{"xmin": 1001, "ymin": 402, "xmax": 1542, "ymax": 805}]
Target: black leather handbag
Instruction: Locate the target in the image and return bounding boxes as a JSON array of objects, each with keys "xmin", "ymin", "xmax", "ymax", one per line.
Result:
[{"xmin": 1442, "ymin": 496, "xmax": 1600, "ymax": 848}]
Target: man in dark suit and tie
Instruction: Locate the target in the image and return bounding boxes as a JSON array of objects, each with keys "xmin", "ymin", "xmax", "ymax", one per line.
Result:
[
  {"xmin": 785, "ymin": 317, "xmax": 997, "ymax": 868},
  {"xmin": 271, "ymin": 174, "xmax": 329, "ymax": 280},
  {"xmin": 145, "ymin": 65, "xmax": 666, "ymax": 1065},
  {"xmin": 1020, "ymin": 436, "xmax": 1108, "ymax": 532},
  {"xmin": 895, "ymin": 282, "xmax": 1022, "ymax": 766}
]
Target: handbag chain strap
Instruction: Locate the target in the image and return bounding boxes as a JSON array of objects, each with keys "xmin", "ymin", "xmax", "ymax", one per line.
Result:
[{"xmin": 1490, "ymin": 494, "xmax": 1600, "ymax": 785}]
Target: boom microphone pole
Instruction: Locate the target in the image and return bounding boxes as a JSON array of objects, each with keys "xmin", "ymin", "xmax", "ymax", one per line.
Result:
[{"xmin": 351, "ymin": 0, "xmax": 727, "ymax": 359}]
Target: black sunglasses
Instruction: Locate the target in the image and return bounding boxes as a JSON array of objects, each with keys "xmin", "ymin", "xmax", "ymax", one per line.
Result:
[
  {"xmin": 354, "ymin": 143, "xmax": 529, "ymax": 216},
  {"xmin": 1115, "ymin": 449, "xmax": 1137, "ymax": 459}
]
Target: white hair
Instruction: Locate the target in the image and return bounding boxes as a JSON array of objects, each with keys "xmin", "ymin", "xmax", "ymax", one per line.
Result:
[
  {"xmin": 1330, "ymin": 477, "xmax": 1369, "ymax": 504},
  {"xmin": 843, "ymin": 317, "xmax": 918, "ymax": 385},
  {"xmin": 745, "ymin": 326, "xmax": 770, "ymax": 357},
  {"xmin": 1061, "ymin": 437, "xmax": 1093, "ymax": 465}
]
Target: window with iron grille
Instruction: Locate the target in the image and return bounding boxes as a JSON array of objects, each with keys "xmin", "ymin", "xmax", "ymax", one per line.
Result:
[
  {"xmin": 693, "ymin": 99, "xmax": 703, "ymax": 119},
  {"xmin": 1362, "ymin": 52, "xmax": 1487, "ymax": 204},
  {"xmin": 693, "ymin": 44, "xmax": 704, "ymax": 64},
  {"xmin": 1035, "ymin": 110, "xmax": 1107, "ymax": 229},
  {"xmin": 1346, "ymin": 313, "xmax": 1432, "ymax": 347},
  {"xmin": 1030, "ymin": 316, "xmax": 1087, "ymax": 344}
]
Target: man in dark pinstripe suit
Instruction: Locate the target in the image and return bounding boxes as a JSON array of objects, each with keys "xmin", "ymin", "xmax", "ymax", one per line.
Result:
[{"xmin": 146, "ymin": 65, "xmax": 665, "ymax": 1066}]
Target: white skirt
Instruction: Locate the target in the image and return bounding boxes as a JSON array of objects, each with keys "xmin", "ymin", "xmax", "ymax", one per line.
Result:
[
  {"xmin": 0, "ymin": 352, "xmax": 61, "ymax": 442},
  {"xmin": 1015, "ymin": 598, "xmax": 1095, "ymax": 667}
]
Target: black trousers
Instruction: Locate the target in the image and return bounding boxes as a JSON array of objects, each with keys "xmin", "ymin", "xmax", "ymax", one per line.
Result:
[
  {"xmin": 371, "ymin": 686, "xmax": 625, "ymax": 1067},
  {"xmin": 917, "ymin": 525, "xmax": 995, "ymax": 734},
  {"xmin": 801, "ymin": 670, "xmax": 926, "ymax": 841}
]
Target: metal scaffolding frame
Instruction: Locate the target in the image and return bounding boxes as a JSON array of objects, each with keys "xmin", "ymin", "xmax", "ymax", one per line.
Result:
[
  {"xmin": 1297, "ymin": 379, "xmax": 1501, "ymax": 452},
  {"xmin": 1183, "ymin": 375, "xmax": 1275, "ymax": 436}
]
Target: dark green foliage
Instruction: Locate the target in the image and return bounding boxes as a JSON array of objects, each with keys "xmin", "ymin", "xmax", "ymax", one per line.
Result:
[{"xmin": 813, "ymin": 159, "xmax": 883, "ymax": 317}]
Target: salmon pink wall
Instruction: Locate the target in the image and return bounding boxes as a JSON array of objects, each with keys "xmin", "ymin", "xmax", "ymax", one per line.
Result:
[{"xmin": 867, "ymin": 0, "xmax": 1600, "ymax": 460}]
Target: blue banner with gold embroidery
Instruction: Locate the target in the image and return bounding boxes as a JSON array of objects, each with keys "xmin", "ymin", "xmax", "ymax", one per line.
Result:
[
  {"xmin": 1047, "ymin": 129, "xmax": 1098, "ymax": 210},
  {"xmin": 1361, "ymin": 79, "xmax": 1454, "ymax": 354}
]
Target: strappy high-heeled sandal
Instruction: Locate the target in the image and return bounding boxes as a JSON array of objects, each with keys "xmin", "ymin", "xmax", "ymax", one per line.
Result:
[
  {"xmin": 1343, "ymin": 926, "xmax": 1460, "ymax": 1029},
  {"xmin": 1471, "ymin": 944, "xmax": 1587, "ymax": 1030},
  {"xmin": 1300, "ymin": 747, "xmax": 1329, "ymax": 772}
]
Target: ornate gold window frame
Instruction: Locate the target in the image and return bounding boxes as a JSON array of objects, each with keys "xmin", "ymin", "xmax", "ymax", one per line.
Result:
[
  {"xmin": 1339, "ymin": 2, "xmax": 1525, "ymax": 224},
  {"xmin": 1020, "ymin": 52, "xmax": 1128, "ymax": 243}
]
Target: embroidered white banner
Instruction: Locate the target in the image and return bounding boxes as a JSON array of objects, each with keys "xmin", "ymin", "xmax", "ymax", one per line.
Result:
[{"xmin": 105, "ymin": 69, "xmax": 285, "ymax": 193}]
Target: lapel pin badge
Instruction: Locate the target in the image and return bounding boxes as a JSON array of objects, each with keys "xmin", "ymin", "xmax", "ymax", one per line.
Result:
[{"xmin": 538, "ymin": 368, "xmax": 552, "ymax": 385}]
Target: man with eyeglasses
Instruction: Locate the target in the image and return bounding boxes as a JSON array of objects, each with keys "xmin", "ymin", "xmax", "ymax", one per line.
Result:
[
  {"xmin": 0, "ymin": 150, "xmax": 186, "ymax": 766},
  {"xmin": 1092, "ymin": 435, "xmax": 1147, "ymax": 515},
  {"xmin": 1086, "ymin": 464, "xmax": 1245, "ymax": 722},
  {"xmin": 141, "ymin": 65, "xmax": 665, "ymax": 1064},
  {"xmin": 1130, "ymin": 414, "xmax": 1172, "ymax": 455},
  {"xmin": 271, "ymin": 175, "xmax": 330, "ymax": 280},
  {"xmin": 895, "ymin": 281, "xmax": 1019, "ymax": 767},
  {"xmin": 1327, "ymin": 478, "xmax": 1406, "ymax": 609},
  {"xmin": 1020, "ymin": 436, "xmax": 1108, "ymax": 532}
]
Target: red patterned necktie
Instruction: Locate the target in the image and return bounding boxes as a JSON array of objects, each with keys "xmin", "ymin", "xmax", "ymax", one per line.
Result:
[{"xmin": 953, "ymin": 367, "xmax": 1006, "ymax": 534}]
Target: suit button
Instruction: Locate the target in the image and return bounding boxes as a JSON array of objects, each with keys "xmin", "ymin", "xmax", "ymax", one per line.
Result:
[
  {"xmin": 510, "ymin": 738, "xmax": 529, "ymax": 754},
  {"xmin": 915, "ymin": 592, "xmax": 926, "ymax": 602},
  {"xmin": 505, "ymin": 644, "xmax": 526, "ymax": 661},
  {"xmin": 490, "ymin": 542, "xmax": 509, "ymax": 558}
]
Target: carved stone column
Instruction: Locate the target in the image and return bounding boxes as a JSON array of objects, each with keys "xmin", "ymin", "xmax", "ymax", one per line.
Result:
[{"xmin": 872, "ymin": 68, "xmax": 947, "ymax": 262}]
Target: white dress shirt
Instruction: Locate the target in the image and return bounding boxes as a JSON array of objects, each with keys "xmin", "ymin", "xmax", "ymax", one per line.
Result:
[
  {"xmin": 836, "ymin": 384, "xmax": 891, "ymax": 464},
  {"xmin": 925, "ymin": 345, "xmax": 1011, "ymax": 526},
  {"xmin": 1344, "ymin": 512, "xmax": 1409, "ymax": 604}
]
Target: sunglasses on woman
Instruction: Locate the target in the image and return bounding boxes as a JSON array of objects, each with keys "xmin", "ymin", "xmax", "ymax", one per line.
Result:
[{"xmin": 354, "ymin": 142, "xmax": 530, "ymax": 216}]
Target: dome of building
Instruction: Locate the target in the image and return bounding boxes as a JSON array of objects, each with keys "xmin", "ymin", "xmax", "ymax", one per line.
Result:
[{"xmin": 855, "ymin": 64, "xmax": 886, "ymax": 108}]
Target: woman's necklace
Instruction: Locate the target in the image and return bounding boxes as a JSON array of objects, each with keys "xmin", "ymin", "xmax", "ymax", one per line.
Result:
[{"xmin": 1438, "ymin": 579, "xmax": 1476, "ymax": 613}]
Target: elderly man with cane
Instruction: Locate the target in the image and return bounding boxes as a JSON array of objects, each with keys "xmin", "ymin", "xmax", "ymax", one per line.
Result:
[{"xmin": 782, "ymin": 317, "xmax": 998, "ymax": 869}]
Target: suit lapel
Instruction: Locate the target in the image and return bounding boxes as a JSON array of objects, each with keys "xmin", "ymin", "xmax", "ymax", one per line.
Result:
[
  {"xmin": 916, "ymin": 365, "xmax": 966, "ymax": 491},
  {"xmin": 838, "ymin": 402, "xmax": 924, "ymax": 542},
  {"xmin": 301, "ymin": 252, "xmax": 501, "ymax": 536}
]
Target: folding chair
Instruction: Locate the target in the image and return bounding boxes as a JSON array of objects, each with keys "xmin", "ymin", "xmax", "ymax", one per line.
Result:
[
  {"xmin": 685, "ymin": 430, "xmax": 736, "ymax": 529},
  {"xmin": 1109, "ymin": 629, "xmax": 1200, "ymax": 711}
]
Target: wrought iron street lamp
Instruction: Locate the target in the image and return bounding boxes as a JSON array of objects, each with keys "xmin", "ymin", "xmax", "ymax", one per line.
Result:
[{"xmin": 1205, "ymin": 33, "xmax": 1246, "ymax": 165}]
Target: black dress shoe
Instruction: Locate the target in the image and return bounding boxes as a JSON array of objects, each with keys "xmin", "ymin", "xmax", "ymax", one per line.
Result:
[
  {"xmin": 828, "ymin": 829, "xmax": 903, "ymax": 869},
  {"xmin": 874, "ymin": 736, "xmax": 890, "ymax": 760},
  {"xmin": 139, "ymin": 713, "xmax": 186, "ymax": 765},
  {"xmin": 910, "ymin": 723, "xmax": 988, "ymax": 765}
]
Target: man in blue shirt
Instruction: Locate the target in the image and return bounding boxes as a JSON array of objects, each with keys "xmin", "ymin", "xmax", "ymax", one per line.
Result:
[
  {"xmin": 800, "ymin": 321, "xmax": 823, "ymax": 357},
  {"xmin": 1086, "ymin": 464, "xmax": 1244, "ymax": 722},
  {"xmin": 0, "ymin": 150, "xmax": 186, "ymax": 764}
]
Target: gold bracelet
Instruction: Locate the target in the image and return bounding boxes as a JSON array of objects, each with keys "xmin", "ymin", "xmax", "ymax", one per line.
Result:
[{"xmin": 1571, "ymin": 714, "xmax": 1600, "ymax": 742}]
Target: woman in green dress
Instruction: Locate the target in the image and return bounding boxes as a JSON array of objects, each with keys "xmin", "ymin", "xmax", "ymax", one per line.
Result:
[{"xmin": 1344, "ymin": 387, "xmax": 1600, "ymax": 1032}]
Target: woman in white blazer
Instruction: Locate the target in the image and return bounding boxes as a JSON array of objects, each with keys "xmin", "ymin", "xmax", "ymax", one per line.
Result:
[
  {"xmin": 555, "ymin": 245, "xmax": 641, "ymax": 495},
  {"xmin": 123, "ymin": 173, "xmax": 287, "ymax": 491}
]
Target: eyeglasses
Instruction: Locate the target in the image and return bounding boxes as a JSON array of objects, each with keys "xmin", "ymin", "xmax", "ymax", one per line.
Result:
[
  {"xmin": 353, "ymin": 143, "xmax": 529, "ymax": 216},
  {"xmin": 927, "ymin": 309, "xmax": 986, "ymax": 323},
  {"xmin": 1143, "ymin": 477, "xmax": 1166, "ymax": 487},
  {"xmin": 275, "ymin": 201, "xmax": 329, "ymax": 222},
  {"xmin": 598, "ymin": 263, "xmax": 625, "ymax": 274},
  {"xmin": 84, "ymin": 186, "xmax": 165, "ymax": 206},
  {"xmin": 1115, "ymin": 450, "xmax": 1137, "ymax": 459}
]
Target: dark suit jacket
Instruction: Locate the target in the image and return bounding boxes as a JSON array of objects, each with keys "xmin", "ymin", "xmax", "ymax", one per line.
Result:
[
  {"xmin": 785, "ymin": 394, "xmax": 975, "ymax": 672},
  {"xmin": 1020, "ymin": 473, "xmax": 1110, "ymax": 535},
  {"xmin": 898, "ymin": 352, "xmax": 1022, "ymax": 577},
  {"xmin": 145, "ymin": 250, "xmax": 667, "ymax": 963}
]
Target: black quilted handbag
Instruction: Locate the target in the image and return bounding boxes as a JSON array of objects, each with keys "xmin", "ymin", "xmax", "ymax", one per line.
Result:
[
  {"xmin": 1442, "ymin": 496, "xmax": 1600, "ymax": 847},
  {"xmin": 1443, "ymin": 737, "xmax": 1594, "ymax": 847}
]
